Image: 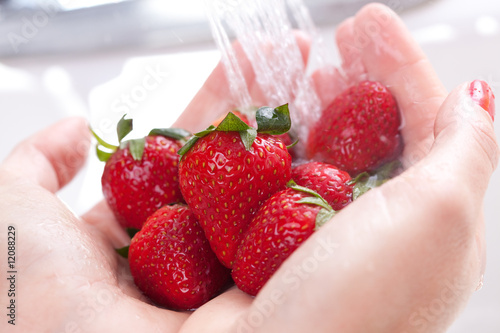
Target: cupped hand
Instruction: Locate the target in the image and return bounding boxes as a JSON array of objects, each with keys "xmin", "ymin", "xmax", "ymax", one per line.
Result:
[
  {"xmin": 1, "ymin": 3, "xmax": 498, "ymax": 333},
  {"xmin": 176, "ymin": 3, "xmax": 498, "ymax": 333},
  {"xmin": 0, "ymin": 119, "xmax": 188, "ymax": 332}
]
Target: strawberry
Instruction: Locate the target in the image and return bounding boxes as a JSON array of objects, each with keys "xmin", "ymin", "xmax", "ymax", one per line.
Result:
[
  {"xmin": 92, "ymin": 116, "xmax": 190, "ymax": 230},
  {"xmin": 128, "ymin": 204, "xmax": 231, "ymax": 310},
  {"xmin": 232, "ymin": 182, "xmax": 335, "ymax": 296},
  {"xmin": 306, "ymin": 80, "xmax": 402, "ymax": 175},
  {"xmin": 291, "ymin": 162, "xmax": 353, "ymax": 210},
  {"xmin": 178, "ymin": 105, "xmax": 293, "ymax": 268}
]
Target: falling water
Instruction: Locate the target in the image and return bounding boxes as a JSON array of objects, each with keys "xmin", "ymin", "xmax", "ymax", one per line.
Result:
[
  {"xmin": 205, "ymin": 1, "xmax": 253, "ymax": 111},
  {"xmin": 205, "ymin": 0, "xmax": 323, "ymax": 153}
]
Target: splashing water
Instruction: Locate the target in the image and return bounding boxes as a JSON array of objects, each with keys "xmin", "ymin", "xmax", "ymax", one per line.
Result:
[
  {"xmin": 287, "ymin": 0, "xmax": 330, "ymax": 68},
  {"xmin": 205, "ymin": 1, "xmax": 253, "ymax": 110},
  {"xmin": 205, "ymin": 0, "xmax": 323, "ymax": 154}
]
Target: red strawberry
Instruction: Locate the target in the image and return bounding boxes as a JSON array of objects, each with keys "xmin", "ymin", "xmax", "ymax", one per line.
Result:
[
  {"xmin": 128, "ymin": 204, "xmax": 231, "ymax": 310},
  {"xmin": 178, "ymin": 105, "xmax": 293, "ymax": 268},
  {"xmin": 232, "ymin": 183, "xmax": 335, "ymax": 296},
  {"xmin": 306, "ymin": 81, "xmax": 402, "ymax": 175},
  {"xmin": 92, "ymin": 116, "xmax": 190, "ymax": 230},
  {"xmin": 292, "ymin": 162, "xmax": 353, "ymax": 210}
]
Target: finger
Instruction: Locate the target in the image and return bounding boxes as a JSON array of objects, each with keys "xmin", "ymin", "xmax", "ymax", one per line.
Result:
[
  {"xmin": 310, "ymin": 65, "xmax": 348, "ymax": 111},
  {"xmin": 410, "ymin": 80, "xmax": 497, "ymax": 282},
  {"xmin": 173, "ymin": 32, "xmax": 311, "ymax": 132},
  {"xmin": 430, "ymin": 81, "xmax": 498, "ymax": 191},
  {"xmin": 179, "ymin": 286, "xmax": 252, "ymax": 333},
  {"xmin": 335, "ymin": 17, "xmax": 366, "ymax": 82},
  {"xmin": 336, "ymin": 3, "xmax": 448, "ymax": 166},
  {"xmin": 234, "ymin": 82, "xmax": 498, "ymax": 332},
  {"xmin": 1, "ymin": 117, "xmax": 90, "ymax": 193}
]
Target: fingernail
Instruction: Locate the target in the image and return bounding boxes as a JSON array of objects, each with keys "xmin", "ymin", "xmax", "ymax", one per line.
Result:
[{"xmin": 470, "ymin": 80, "xmax": 495, "ymax": 121}]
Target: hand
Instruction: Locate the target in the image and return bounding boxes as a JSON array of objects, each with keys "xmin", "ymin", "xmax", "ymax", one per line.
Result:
[
  {"xmin": 0, "ymin": 4, "xmax": 497, "ymax": 333},
  {"xmin": 176, "ymin": 3, "xmax": 498, "ymax": 333},
  {"xmin": 0, "ymin": 118, "xmax": 188, "ymax": 332}
]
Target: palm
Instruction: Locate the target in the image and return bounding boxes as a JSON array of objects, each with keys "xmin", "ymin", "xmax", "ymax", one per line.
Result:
[{"xmin": 0, "ymin": 149, "xmax": 188, "ymax": 332}]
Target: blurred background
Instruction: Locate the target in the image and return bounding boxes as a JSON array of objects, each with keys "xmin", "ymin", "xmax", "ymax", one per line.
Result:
[{"xmin": 0, "ymin": 0, "xmax": 498, "ymax": 331}]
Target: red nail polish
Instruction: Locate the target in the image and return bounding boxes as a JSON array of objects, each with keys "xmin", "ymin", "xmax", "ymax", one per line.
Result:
[{"xmin": 470, "ymin": 80, "xmax": 495, "ymax": 121}]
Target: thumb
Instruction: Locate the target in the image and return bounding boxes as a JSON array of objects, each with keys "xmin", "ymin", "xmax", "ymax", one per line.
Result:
[
  {"xmin": 425, "ymin": 80, "xmax": 497, "ymax": 281},
  {"xmin": 428, "ymin": 80, "xmax": 498, "ymax": 198},
  {"xmin": 1, "ymin": 117, "xmax": 91, "ymax": 193}
]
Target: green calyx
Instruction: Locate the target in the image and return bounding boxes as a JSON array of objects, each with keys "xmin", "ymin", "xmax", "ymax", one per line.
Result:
[
  {"xmin": 117, "ymin": 115, "xmax": 133, "ymax": 142},
  {"xmin": 115, "ymin": 245, "xmax": 130, "ymax": 259},
  {"xmin": 349, "ymin": 160, "xmax": 402, "ymax": 200},
  {"xmin": 126, "ymin": 227, "xmax": 140, "ymax": 238},
  {"xmin": 286, "ymin": 138, "xmax": 299, "ymax": 150},
  {"xmin": 286, "ymin": 180, "xmax": 336, "ymax": 230},
  {"xmin": 91, "ymin": 115, "xmax": 191, "ymax": 163},
  {"xmin": 114, "ymin": 228, "xmax": 140, "ymax": 259},
  {"xmin": 148, "ymin": 128, "xmax": 192, "ymax": 141},
  {"xmin": 178, "ymin": 104, "xmax": 292, "ymax": 157},
  {"xmin": 255, "ymin": 104, "xmax": 291, "ymax": 135},
  {"xmin": 91, "ymin": 115, "xmax": 131, "ymax": 163}
]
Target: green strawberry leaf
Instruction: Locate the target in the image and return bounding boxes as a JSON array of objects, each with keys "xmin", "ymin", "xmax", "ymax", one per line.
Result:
[
  {"xmin": 216, "ymin": 112, "xmax": 252, "ymax": 131},
  {"xmin": 177, "ymin": 125, "xmax": 217, "ymax": 157},
  {"xmin": 287, "ymin": 180, "xmax": 336, "ymax": 229},
  {"xmin": 90, "ymin": 127, "xmax": 118, "ymax": 151},
  {"xmin": 90, "ymin": 126, "xmax": 118, "ymax": 163},
  {"xmin": 123, "ymin": 138, "xmax": 146, "ymax": 161},
  {"xmin": 287, "ymin": 180, "xmax": 333, "ymax": 212},
  {"xmin": 315, "ymin": 208, "xmax": 336, "ymax": 230},
  {"xmin": 351, "ymin": 173, "xmax": 376, "ymax": 200},
  {"xmin": 347, "ymin": 171, "xmax": 370, "ymax": 186},
  {"xmin": 115, "ymin": 245, "xmax": 129, "ymax": 258},
  {"xmin": 286, "ymin": 138, "xmax": 299, "ymax": 150},
  {"xmin": 350, "ymin": 160, "xmax": 402, "ymax": 200},
  {"xmin": 296, "ymin": 196, "xmax": 331, "ymax": 211},
  {"xmin": 256, "ymin": 104, "xmax": 291, "ymax": 135},
  {"xmin": 117, "ymin": 115, "xmax": 133, "ymax": 143},
  {"xmin": 149, "ymin": 128, "xmax": 192, "ymax": 141},
  {"xmin": 375, "ymin": 159, "xmax": 402, "ymax": 179},
  {"xmin": 178, "ymin": 112, "xmax": 255, "ymax": 156},
  {"xmin": 195, "ymin": 125, "xmax": 217, "ymax": 137},
  {"xmin": 96, "ymin": 145, "xmax": 114, "ymax": 162},
  {"xmin": 215, "ymin": 113, "xmax": 256, "ymax": 151},
  {"xmin": 126, "ymin": 228, "xmax": 140, "ymax": 239},
  {"xmin": 178, "ymin": 136, "xmax": 201, "ymax": 157},
  {"xmin": 239, "ymin": 128, "xmax": 258, "ymax": 151}
]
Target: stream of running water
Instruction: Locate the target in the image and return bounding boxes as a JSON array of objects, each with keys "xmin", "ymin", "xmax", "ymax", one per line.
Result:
[{"xmin": 205, "ymin": 0, "xmax": 325, "ymax": 153}]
